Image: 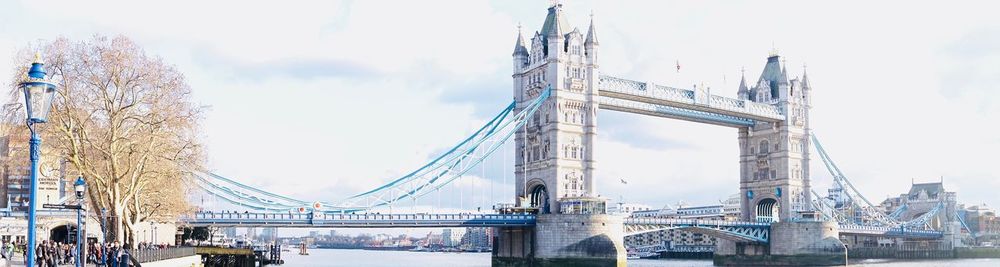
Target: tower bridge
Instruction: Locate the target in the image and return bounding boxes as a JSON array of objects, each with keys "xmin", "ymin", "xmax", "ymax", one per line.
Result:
[{"xmin": 169, "ymin": 3, "xmax": 958, "ymax": 266}]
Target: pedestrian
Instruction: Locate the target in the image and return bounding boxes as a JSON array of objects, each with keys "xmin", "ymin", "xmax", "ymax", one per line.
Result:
[{"xmin": 119, "ymin": 243, "xmax": 131, "ymax": 267}]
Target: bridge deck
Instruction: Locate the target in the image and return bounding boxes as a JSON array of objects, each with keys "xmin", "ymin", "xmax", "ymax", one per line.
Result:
[{"xmin": 181, "ymin": 212, "xmax": 536, "ymax": 228}]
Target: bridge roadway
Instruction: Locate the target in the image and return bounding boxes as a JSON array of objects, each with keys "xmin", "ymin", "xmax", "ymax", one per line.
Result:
[{"xmin": 181, "ymin": 212, "xmax": 944, "ymax": 241}]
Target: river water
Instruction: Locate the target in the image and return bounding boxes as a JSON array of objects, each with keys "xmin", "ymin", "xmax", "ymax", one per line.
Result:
[{"xmin": 282, "ymin": 248, "xmax": 1000, "ymax": 266}]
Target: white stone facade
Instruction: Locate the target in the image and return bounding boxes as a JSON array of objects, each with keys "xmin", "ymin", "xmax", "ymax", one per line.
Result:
[
  {"xmin": 513, "ymin": 4, "xmax": 599, "ymax": 214},
  {"xmin": 737, "ymin": 54, "xmax": 814, "ymax": 222}
]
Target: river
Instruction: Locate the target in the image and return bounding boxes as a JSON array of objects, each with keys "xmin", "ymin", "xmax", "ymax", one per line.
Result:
[{"xmin": 281, "ymin": 248, "xmax": 1000, "ymax": 266}]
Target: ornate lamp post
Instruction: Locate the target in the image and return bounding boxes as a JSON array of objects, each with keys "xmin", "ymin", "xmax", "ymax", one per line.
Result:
[
  {"xmin": 74, "ymin": 176, "xmax": 87, "ymax": 267},
  {"xmin": 20, "ymin": 53, "xmax": 58, "ymax": 267}
]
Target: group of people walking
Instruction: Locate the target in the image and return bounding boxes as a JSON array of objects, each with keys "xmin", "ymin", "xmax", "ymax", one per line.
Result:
[
  {"xmin": 0, "ymin": 239, "xmax": 135, "ymax": 267},
  {"xmin": 89, "ymin": 241, "xmax": 132, "ymax": 267},
  {"xmin": 33, "ymin": 240, "xmax": 80, "ymax": 267}
]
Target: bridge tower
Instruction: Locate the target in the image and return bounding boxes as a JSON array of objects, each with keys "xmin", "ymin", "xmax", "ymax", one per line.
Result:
[
  {"xmin": 737, "ymin": 52, "xmax": 814, "ymax": 223},
  {"xmin": 498, "ymin": 3, "xmax": 625, "ymax": 267},
  {"xmin": 512, "ymin": 2, "xmax": 599, "ymax": 214}
]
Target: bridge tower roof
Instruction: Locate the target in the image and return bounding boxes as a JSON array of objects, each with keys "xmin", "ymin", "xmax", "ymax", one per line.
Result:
[
  {"xmin": 541, "ymin": 3, "xmax": 569, "ymax": 40},
  {"xmin": 757, "ymin": 53, "xmax": 786, "ymax": 98}
]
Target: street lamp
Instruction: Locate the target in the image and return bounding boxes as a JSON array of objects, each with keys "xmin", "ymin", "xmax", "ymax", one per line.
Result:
[
  {"xmin": 101, "ymin": 207, "xmax": 107, "ymax": 266},
  {"xmin": 74, "ymin": 176, "xmax": 86, "ymax": 267},
  {"xmin": 20, "ymin": 53, "xmax": 58, "ymax": 267}
]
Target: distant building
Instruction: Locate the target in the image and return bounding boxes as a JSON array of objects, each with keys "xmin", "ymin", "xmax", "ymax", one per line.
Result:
[
  {"xmin": 460, "ymin": 227, "xmax": 493, "ymax": 250},
  {"xmin": 608, "ymin": 203, "xmax": 652, "ymax": 215},
  {"xmin": 260, "ymin": 228, "xmax": 278, "ymax": 243},
  {"xmin": 960, "ymin": 204, "xmax": 1000, "ymax": 246},
  {"xmin": 424, "ymin": 231, "xmax": 443, "ymax": 246},
  {"xmin": 879, "ymin": 182, "xmax": 958, "ymax": 230},
  {"xmin": 442, "ymin": 228, "xmax": 465, "ymax": 247},
  {"xmin": 624, "ymin": 196, "xmax": 740, "ymax": 253},
  {"xmin": 223, "ymin": 227, "xmax": 237, "ymax": 238}
]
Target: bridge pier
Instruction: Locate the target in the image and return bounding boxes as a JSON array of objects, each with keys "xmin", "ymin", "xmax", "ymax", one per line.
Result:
[
  {"xmin": 715, "ymin": 220, "xmax": 846, "ymax": 266},
  {"xmin": 494, "ymin": 214, "xmax": 626, "ymax": 267}
]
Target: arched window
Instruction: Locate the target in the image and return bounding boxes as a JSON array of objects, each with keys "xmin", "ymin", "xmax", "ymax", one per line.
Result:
[{"xmin": 759, "ymin": 140, "xmax": 770, "ymax": 154}]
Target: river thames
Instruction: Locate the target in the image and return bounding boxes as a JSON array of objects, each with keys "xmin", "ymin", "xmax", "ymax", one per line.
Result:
[{"xmin": 282, "ymin": 248, "xmax": 1000, "ymax": 266}]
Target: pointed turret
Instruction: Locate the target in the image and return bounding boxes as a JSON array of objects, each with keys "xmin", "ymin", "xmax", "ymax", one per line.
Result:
[
  {"xmin": 778, "ymin": 58, "xmax": 789, "ymax": 85},
  {"xmin": 585, "ymin": 12, "xmax": 599, "ymax": 46},
  {"xmin": 737, "ymin": 68, "xmax": 749, "ymax": 100},
  {"xmin": 800, "ymin": 66, "xmax": 811, "ymax": 90},
  {"xmin": 513, "ymin": 25, "xmax": 528, "ymax": 57}
]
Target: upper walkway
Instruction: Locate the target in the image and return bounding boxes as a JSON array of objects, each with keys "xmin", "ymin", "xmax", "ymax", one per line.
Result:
[{"xmin": 598, "ymin": 75, "xmax": 785, "ymax": 127}]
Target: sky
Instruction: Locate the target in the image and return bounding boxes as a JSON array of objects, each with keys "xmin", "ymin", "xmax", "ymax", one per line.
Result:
[{"xmin": 1, "ymin": 0, "xmax": 998, "ymax": 237}]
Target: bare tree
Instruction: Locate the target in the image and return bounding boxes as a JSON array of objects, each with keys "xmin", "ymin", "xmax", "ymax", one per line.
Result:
[{"xmin": 7, "ymin": 35, "xmax": 205, "ymax": 245}]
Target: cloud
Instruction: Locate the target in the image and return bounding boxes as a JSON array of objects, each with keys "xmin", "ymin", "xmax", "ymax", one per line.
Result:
[{"xmin": 193, "ymin": 48, "xmax": 379, "ymax": 81}]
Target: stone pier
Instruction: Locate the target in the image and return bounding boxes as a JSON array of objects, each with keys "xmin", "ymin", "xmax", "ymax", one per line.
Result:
[
  {"xmin": 494, "ymin": 214, "xmax": 626, "ymax": 267},
  {"xmin": 715, "ymin": 220, "xmax": 846, "ymax": 266}
]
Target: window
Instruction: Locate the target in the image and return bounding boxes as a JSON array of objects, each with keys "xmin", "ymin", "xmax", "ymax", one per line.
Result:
[{"xmin": 759, "ymin": 140, "xmax": 769, "ymax": 154}]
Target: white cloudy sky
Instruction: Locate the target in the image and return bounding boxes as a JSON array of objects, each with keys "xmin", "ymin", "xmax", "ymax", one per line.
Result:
[{"xmin": 2, "ymin": 0, "xmax": 999, "ymax": 234}]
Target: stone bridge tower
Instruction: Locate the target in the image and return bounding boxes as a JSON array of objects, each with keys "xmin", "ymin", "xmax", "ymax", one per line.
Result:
[
  {"xmin": 512, "ymin": 3, "xmax": 599, "ymax": 214},
  {"xmin": 737, "ymin": 52, "xmax": 814, "ymax": 222}
]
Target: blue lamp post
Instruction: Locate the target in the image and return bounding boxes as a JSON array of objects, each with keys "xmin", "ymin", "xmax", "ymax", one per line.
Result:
[
  {"xmin": 74, "ymin": 176, "xmax": 86, "ymax": 267},
  {"xmin": 20, "ymin": 53, "xmax": 58, "ymax": 267}
]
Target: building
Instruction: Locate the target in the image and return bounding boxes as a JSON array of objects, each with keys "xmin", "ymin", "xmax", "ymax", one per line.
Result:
[
  {"xmin": 624, "ymin": 197, "xmax": 741, "ymax": 253},
  {"xmin": 0, "ymin": 105, "xmax": 70, "ymax": 212},
  {"xmin": 960, "ymin": 204, "xmax": 1000, "ymax": 246},
  {"xmin": 879, "ymin": 181, "xmax": 958, "ymax": 230},
  {"xmin": 460, "ymin": 227, "xmax": 493, "ymax": 250},
  {"xmin": 608, "ymin": 203, "xmax": 652, "ymax": 215},
  {"xmin": 260, "ymin": 227, "xmax": 278, "ymax": 243},
  {"xmin": 424, "ymin": 232, "xmax": 443, "ymax": 246},
  {"xmin": 441, "ymin": 228, "xmax": 465, "ymax": 247}
]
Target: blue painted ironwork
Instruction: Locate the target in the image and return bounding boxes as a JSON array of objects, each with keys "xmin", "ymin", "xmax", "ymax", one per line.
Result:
[
  {"xmin": 598, "ymin": 97, "xmax": 756, "ymax": 127},
  {"xmin": 20, "ymin": 54, "xmax": 59, "ymax": 267},
  {"xmin": 180, "ymin": 212, "xmax": 536, "ymax": 228},
  {"xmin": 623, "ymin": 218, "xmax": 771, "ymax": 243},
  {"xmin": 190, "ymin": 87, "xmax": 553, "ymax": 214}
]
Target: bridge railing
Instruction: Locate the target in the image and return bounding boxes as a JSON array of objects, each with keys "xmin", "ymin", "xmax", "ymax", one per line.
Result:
[
  {"xmin": 133, "ymin": 247, "xmax": 196, "ymax": 263},
  {"xmin": 838, "ymin": 225, "xmax": 944, "ymax": 239},
  {"xmin": 598, "ymin": 75, "xmax": 784, "ymax": 121},
  {"xmin": 191, "ymin": 212, "xmax": 534, "ymax": 221},
  {"xmin": 183, "ymin": 212, "xmax": 537, "ymax": 227},
  {"xmin": 623, "ymin": 218, "xmax": 771, "ymax": 228}
]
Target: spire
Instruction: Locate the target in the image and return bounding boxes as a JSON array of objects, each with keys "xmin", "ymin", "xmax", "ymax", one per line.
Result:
[
  {"xmin": 541, "ymin": 2, "xmax": 568, "ymax": 40},
  {"xmin": 737, "ymin": 67, "xmax": 749, "ymax": 96},
  {"xmin": 800, "ymin": 64, "xmax": 811, "ymax": 89},
  {"xmin": 778, "ymin": 58, "xmax": 789, "ymax": 85},
  {"xmin": 585, "ymin": 11, "xmax": 599, "ymax": 46},
  {"xmin": 513, "ymin": 24, "xmax": 528, "ymax": 56}
]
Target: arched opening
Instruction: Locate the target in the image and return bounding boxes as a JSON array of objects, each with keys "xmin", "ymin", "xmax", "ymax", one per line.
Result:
[
  {"xmin": 530, "ymin": 184, "xmax": 550, "ymax": 214},
  {"xmin": 50, "ymin": 224, "xmax": 79, "ymax": 244},
  {"xmin": 756, "ymin": 198, "xmax": 779, "ymax": 223}
]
